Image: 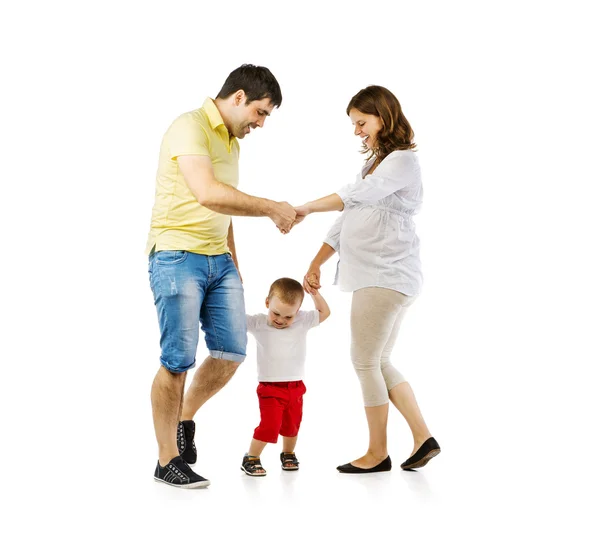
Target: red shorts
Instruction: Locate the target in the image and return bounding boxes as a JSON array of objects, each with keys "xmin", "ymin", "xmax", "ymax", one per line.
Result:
[{"xmin": 253, "ymin": 380, "xmax": 307, "ymax": 443}]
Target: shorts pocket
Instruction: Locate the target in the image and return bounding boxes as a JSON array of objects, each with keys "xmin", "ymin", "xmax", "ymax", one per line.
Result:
[{"xmin": 155, "ymin": 250, "xmax": 188, "ymax": 265}]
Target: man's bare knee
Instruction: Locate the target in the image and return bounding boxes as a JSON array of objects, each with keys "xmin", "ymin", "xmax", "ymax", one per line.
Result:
[
  {"xmin": 157, "ymin": 365, "xmax": 187, "ymax": 384},
  {"xmin": 217, "ymin": 359, "xmax": 241, "ymax": 372},
  {"xmin": 191, "ymin": 356, "xmax": 241, "ymax": 389},
  {"xmin": 204, "ymin": 356, "xmax": 241, "ymax": 374}
]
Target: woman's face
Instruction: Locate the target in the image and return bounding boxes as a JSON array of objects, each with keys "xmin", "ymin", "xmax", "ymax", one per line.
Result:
[{"xmin": 349, "ymin": 108, "xmax": 383, "ymax": 150}]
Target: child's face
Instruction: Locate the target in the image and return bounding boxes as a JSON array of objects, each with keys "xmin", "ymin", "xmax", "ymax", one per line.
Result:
[{"xmin": 265, "ymin": 295, "xmax": 302, "ymax": 329}]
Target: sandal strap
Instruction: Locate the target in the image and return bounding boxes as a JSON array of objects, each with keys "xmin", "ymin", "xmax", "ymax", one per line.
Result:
[
  {"xmin": 243, "ymin": 455, "xmax": 264, "ymax": 471},
  {"xmin": 280, "ymin": 452, "xmax": 299, "ymax": 465}
]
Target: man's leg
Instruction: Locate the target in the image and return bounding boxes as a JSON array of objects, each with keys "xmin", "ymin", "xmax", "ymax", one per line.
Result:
[
  {"xmin": 148, "ymin": 250, "xmax": 209, "ymax": 487},
  {"xmin": 181, "ymin": 357, "xmax": 240, "ymax": 419},
  {"xmin": 151, "ymin": 366, "xmax": 186, "ymax": 466},
  {"xmin": 181, "ymin": 254, "xmax": 247, "ymax": 421}
]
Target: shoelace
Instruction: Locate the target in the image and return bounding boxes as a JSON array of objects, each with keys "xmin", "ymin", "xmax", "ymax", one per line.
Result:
[
  {"xmin": 185, "ymin": 425, "xmax": 197, "ymax": 452},
  {"xmin": 177, "ymin": 423, "xmax": 197, "ymax": 453},
  {"xmin": 177, "ymin": 423, "xmax": 185, "ymax": 449}
]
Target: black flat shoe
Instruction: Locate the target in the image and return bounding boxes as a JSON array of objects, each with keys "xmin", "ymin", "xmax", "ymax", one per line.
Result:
[
  {"xmin": 337, "ymin": 456, "xmax": 392, "ymax": 474},
  {"xmin": 401, "ymin": 437, "xmax": 441, "ymax": 470}
]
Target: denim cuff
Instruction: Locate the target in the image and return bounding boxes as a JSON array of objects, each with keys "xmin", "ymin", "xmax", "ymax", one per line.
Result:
[{"xmin": 209, "ymin": 349, "xmax": 246, "ymax": 363}]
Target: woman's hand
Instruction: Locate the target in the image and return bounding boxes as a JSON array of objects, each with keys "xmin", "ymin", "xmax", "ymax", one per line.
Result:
[
  {"xmin": 303, "ymin": 264, "xmax": 321, "ymax": 295},
  {"xmin": 292, "ymin": 204, "xmax": 312, "ymax": 228}
]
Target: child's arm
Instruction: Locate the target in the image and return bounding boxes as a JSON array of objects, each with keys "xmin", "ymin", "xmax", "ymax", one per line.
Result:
[
  {"xmin": 246, "ymin": 313, "xmax": 256, "ymax": 335},
  {"xmin": 309, "ymin": 290, "xmax": 330, "ymax": 323}
]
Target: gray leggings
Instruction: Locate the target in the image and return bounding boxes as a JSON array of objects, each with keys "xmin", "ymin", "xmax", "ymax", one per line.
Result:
[{"xmin": 350, "ymin": 287, "xmax": 416, "ymax": 407}]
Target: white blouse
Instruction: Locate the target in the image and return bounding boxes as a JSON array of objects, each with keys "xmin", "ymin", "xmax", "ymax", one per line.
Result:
[{"xmin": 324, "ymin": 149, "xmax": 423, "ymax": 296}]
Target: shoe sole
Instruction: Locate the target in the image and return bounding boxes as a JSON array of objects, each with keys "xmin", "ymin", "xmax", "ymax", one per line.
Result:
[
  {"xmin": 281, "ymin": 466, "xmax": 299, "ymax": 471},
  {"xmin": 154, "ymin": 477, "xmax": 210, "ymax": 488},
  {"xmin": 402, "ymin": 448, "xmax": 440, "ymax": 470},
  {"xmin": 337, "ymin": 466, "xmax": 392, "ymax": 473},
  {"xmin": 240, "ymin": 466, "xmax": 266, "ymax": 477}
]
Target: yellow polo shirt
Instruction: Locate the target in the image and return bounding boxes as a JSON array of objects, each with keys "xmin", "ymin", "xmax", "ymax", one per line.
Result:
[{"xmin": 145, "ymin": 98, "xmax": 240, "ymax": 256}]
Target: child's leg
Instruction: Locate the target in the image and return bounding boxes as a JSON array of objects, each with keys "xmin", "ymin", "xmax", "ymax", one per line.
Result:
[
  {"xmin": 250, "ymin": 383, "xmax": 286, "ymax": 455},
  {"xmin": 241, "ymin": 384, "xmax": 286, "ymax": 476},
  {"xmin": 279, "ymin": 381, "xmax": 305, "ymax": 468},
  {"xmin": 242, "ymin": 438, "xmax": 267, "ymax": 476},
  {"xmin": 248, "ymin": 438, "xmax": 268, "ymax": 457},
  {"xmin": 282, "ymin": 435, "xmax": 297, "ymax": 454}
]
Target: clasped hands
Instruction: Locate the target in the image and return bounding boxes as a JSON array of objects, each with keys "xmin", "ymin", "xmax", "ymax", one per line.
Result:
[
  {"xmin": 269, "ymin": 202, "xmax": 320, "ymax": 295},
  {"xmin": 269, "ymin": 202, "xmax": 310, "ymax": 235}
]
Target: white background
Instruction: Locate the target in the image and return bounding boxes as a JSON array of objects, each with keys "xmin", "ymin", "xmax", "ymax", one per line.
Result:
[{"xmin": 2, "ymin": 0, "xmax": 599, "ymax": 532}]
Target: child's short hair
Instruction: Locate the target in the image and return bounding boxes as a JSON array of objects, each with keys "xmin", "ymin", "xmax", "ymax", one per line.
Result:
[{"xmin": 268, "ymin": 278, "xmax": 304, "ymax": 306}]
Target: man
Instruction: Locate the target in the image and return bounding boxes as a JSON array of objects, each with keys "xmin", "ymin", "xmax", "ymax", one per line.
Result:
[{"xmin": 146, "ymin": 64, "xmax": 295, "ymax": 488}]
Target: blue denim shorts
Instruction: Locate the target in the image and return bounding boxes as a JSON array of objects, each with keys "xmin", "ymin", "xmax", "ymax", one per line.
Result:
[{"xmin": 148, "ymin": 250, "xmax": 247, "ymax": 373}]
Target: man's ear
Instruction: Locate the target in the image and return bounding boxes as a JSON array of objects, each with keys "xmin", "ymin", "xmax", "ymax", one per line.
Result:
[{"xmin": 234, "ymin": 89, "xmax": 246, "ymax": 106}]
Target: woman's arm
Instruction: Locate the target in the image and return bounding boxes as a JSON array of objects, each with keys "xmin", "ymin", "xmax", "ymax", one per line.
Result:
[
  {"xmin": 294, "ymin": 193, "xmax": 344, "ymax": 226},
  {"xmin": 301, "ymin": 193, "xmax": 344, "ymax": 214},
  {"xmin": 337, "ymin": 151, "xmax": 418, "ymax": 205}
]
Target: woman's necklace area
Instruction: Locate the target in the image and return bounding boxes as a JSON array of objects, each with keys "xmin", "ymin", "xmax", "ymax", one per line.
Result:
[{"xmin": 366, "ymin": 157, "xmax": 382, "ymax": 176}]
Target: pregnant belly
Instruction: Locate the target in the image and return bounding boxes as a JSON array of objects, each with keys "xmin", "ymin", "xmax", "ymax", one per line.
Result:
[{"xmin": 341, "ymin": 210, "xmax": 383, "ymax": 256}]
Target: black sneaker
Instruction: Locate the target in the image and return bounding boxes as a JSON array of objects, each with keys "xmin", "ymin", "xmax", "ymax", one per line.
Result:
[
  {"xmin": 154, "ymin": 456, "xmax": 210, "ymax": 488},
  {"xmin": 177, "ymin": 420, "xmax": 197, "ymax": 464}
]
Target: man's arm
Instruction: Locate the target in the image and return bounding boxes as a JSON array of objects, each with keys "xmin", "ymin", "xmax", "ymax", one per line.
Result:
[
  {"xmin": 177, "ymin": 155, "xmax": 296, "ymax": 231},
  {"xmin": 227, "ymin": 221, "xmax": 242, "ymax": 283},
  {"xmin": 309, "ymin": 290, "xmax": 330, "ymax": 323}
]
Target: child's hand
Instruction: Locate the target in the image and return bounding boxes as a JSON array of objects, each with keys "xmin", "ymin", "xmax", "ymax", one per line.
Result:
[{"xmin": 303, "ymin": 268, "xmax": 321, "ymax": 295}]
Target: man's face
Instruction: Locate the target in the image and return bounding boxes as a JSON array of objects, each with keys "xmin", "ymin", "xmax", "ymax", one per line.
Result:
[
  {"xmin": 231, "ymin": 92, "xmax": 275, "ymax": 139},
  {"xmin": 265, "ymin": 295, "xmax": 301, "ymax": 329}
]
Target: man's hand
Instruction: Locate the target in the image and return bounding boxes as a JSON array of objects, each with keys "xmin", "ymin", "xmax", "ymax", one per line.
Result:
[{"xmin": 269, "ymin": 201, "xmax": 296, "ymax": 233}]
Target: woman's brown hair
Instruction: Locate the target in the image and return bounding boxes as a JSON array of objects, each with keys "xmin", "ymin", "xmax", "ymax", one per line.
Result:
[{"xmin": 346, "ymin": 85, "xmax": 416, "ymax": 161}]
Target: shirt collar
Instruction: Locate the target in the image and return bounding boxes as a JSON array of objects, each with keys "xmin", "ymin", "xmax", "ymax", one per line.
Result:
[
  {"xmin": 202, "ymin": 97, "xmax": 227, "ymax": 131},
  {"xmin": 202, "ymin": 97, "xmax": 237, "ymax": 151}
]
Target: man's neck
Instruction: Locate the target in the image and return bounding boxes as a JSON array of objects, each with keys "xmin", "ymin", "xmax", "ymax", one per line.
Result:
[{"xmin": 214, "ymin": 98, "xmax": 234, "ymax": 137}]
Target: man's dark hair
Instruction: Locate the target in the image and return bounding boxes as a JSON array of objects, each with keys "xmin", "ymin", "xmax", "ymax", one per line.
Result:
[{"xmin": 216, "ymin": 64, "xmax": 282, "ymax": 107}]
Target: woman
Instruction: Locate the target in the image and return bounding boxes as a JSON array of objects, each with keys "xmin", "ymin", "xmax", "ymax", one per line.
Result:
[{"xmin": 294, "ymin": 86, "xmax": 440, "ymax": 473}]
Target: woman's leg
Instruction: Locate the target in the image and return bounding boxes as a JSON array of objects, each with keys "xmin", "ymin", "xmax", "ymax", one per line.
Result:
[
  {"xmin": 378, "ymin": 297, "xmax": 434, "ymax": 457},
  {"xmin": 348, "ymin": 287, "xmax": 406, "ymax": 468},
  {"xmin": 357, "ymin": 403, "xmax": 390, "ymax": 467},
  {"xmin": 388, "ymin": 382, "xmax": 432, "ymax": 457}
]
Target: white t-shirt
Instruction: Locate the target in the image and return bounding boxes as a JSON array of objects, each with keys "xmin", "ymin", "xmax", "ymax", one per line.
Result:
[{"xmin": 246, "ymin": 310, "xmax": 320, "ymax": 382}]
